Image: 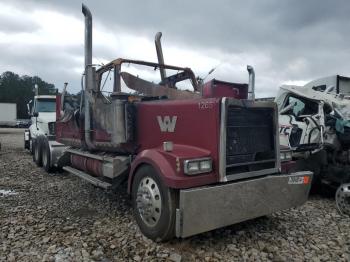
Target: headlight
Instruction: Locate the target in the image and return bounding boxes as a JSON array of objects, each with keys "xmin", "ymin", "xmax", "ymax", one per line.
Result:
[
  {"xmin": 184, "ymin": 158, "xmax": 212, "ymax": 175},
  {"xmin": 48, "ymin": 122, "xmax": 56, "ymax": 135},
  {"xmin": 280, "ymin": 150, "xmax": 292, "ymax": 162}
]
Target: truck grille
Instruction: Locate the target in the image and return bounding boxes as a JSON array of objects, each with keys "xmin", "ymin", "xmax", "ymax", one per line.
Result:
[{"xmin": 226, "ymin": 106, "xmax": 276, "ymax": 175}]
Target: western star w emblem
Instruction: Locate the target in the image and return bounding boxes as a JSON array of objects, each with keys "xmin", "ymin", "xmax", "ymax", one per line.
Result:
[{"xmin": 157, "ymin": 116, "xmax": 177, "ymax": 132}]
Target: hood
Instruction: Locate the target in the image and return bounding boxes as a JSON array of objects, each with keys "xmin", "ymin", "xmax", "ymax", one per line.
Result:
[{"xmin": 36, "ymin": 112, "xmax": 56, "ymax": 123}]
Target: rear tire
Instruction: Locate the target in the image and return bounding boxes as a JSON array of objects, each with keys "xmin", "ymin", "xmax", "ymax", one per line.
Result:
[
  {"xmin": 132, "ymin": 165, "xmax": 177, "ymax": 242},
  {"xmin": 33, "ymin": 138, "xmax": 43, "ymax": 167},
  {"xmin": 42, "ymin": 138, "xmax": 52, "ymax": 173}
]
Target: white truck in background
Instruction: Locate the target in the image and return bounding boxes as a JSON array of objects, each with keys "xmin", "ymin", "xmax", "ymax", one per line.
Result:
[
  {"xmin": 0, "ymin": 103, "xmax": 17, "ymax": 127},
  {"xmin": 275, "ymin": 75, "xmax": 350, "ymax": 215},
  {"xmin": 24, "ymin": 88, "xmax": 67, "ymax": 172}
]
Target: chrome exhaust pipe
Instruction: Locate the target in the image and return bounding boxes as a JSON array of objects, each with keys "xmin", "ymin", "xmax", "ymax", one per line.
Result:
[
  {"xmin": 34, "ymin": 84, "xmax": 39, "ymax": 96},
  {"xmin": 82, "ymin": 4, "xmax": 92, "ymax": 70},
  {"xmin": 247, "ymin": 65, "xmax": 255, "ymax": 100},
  {"xmin": 60, "ymin": 82, "xmax": 68, "ymax": 117},
  {"xmin": 155, "ymin": 32, "xmax": 166, "ymax": 81},
  {"xmin": 82, "ymin": 4, "xmax": 95, "ymax": 150}
]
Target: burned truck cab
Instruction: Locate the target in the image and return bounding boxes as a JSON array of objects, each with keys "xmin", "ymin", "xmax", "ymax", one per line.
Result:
[{"xmin": 55, "ymin": 4, "xmax": 313, "ymax": 241}]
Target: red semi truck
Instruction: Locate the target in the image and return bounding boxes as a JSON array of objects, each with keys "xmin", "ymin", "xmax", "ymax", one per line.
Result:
[{"xmin": 36, "ymin": 5, "xmax": 313, "ymax": 241}]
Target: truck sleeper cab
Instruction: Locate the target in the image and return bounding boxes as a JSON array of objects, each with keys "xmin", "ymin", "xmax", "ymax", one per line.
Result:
[{"xmin": 54, "ymin": 4, "xmax": 313, "ymax": 241}]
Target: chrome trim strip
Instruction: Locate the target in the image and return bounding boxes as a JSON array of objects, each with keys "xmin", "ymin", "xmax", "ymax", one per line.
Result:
[{"xmin": 219, "ymin": 97, "xmax": 227, "ymax": 182}]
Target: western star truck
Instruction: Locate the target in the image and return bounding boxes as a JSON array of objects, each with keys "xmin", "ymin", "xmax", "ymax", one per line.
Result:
[{"xmin": 31, "ymin": 4, "xmax": 313, "ymax": 241}]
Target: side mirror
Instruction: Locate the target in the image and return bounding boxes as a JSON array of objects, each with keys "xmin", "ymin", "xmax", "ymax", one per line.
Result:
[{"xmin": 33, "ymin": 112, "xmax": 39, "ymax": 117}]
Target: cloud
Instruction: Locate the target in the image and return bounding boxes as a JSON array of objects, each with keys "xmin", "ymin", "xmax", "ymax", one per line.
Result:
[
  {"xmin": 0, "ymin": 4, "xmax": 40, "ymax": 33},
  {"xmin": 1, "ymin": 0, "xmax": 350, "ymax": 97}
]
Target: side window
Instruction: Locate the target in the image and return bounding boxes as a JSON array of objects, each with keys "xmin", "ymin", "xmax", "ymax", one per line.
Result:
[
  {"xmin": 283, "ymin": 95, "xmax": 318, "ymax": 116},
  {"xmin": 289, "ymin": 97, "xmax": 305, "ymax": 116}
]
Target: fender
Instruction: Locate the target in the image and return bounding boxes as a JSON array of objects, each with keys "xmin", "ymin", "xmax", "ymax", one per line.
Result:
[{"xmin": 128, "ymin": 145, "xmax": 218, "ymax": 194}]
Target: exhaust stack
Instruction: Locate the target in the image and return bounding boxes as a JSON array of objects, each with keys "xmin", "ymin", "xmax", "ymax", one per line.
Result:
[
  {"xmin": 82, "ymin": 4, "xmax": 96, "ymax": 150},
  {"xmin": 155, "ymin": 32, "xmax": 166, "ymax": 81},
  {"xmin": 34, "ymin": 84, "xmax": 39, "ymax": 96},
  {"xmin": 60, "ymin": 82, "xmax": 68, "ymax": 117},
  {"xmin": 247, "ymin": 65, "xmax": 255, "ymax": 100},
  {"xmin": 82, "ymin": 4, "xmax": 92, "ymax": 70}
]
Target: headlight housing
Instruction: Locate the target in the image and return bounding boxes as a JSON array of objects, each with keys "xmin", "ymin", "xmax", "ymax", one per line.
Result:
[
  {"xmin": 48, "ymin": 122, "xmax": 56, "ymax": 136},
  {"xmin": 280, "ymin": 150, "xmax": 292, "ymax": 162},
  {"xmin": 184, "ymin": 157, "xmax": 212, "ymax": 175}
]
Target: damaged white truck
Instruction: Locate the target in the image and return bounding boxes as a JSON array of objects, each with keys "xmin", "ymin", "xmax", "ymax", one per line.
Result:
[
  {"xmin": 275, "ymin": 75, "xmax": 350, "ymax": 215},
  {"xmin": 24, "ymin": 86, "xmax": 66, "ymax": 172}
]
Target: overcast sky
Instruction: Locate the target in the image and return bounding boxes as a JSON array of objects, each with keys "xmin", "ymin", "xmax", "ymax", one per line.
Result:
[{"xmin": 1, "ymin": 0, "xmax": 350, "ymax": 97}]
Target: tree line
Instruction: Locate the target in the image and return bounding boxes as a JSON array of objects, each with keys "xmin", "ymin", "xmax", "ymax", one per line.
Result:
[{"xmin": 0, "ymin": 71, "xmax": 56, "ymax": 119}]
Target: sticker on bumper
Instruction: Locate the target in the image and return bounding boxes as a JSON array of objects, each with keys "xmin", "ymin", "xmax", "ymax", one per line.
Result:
[{"xmin": 288, "ymin": 176, "xmax": 310, "ymax": 185}]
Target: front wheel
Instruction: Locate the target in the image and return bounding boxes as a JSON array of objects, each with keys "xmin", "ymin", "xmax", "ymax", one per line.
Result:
[
  {"xmin": 132, "ymin": 165, "xmax": 177, "ymax": 242},
  {"xmin": 41, "ymin": 138, "xmax": 52, "ymax": 172},
  {"xmin": 33, "ymin": 138, "xmax": 43, "ymax": 167},
  {"xmin": 24, "ymin": 132, "xmax": 30, "ymax": 150},
  {"xmin": 336, "ymin": 183, "xmax": 350, "ymax": 216}
]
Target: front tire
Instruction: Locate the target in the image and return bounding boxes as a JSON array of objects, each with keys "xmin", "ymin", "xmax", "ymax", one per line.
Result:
[
  {"xmin": 132, "ymin": 165, "xmax": 177, "ymax": 242},
  {"xmin": 24, "ymin": 136, "xmax": 30, "ymax": 150},
  {"xmin": 33, "ymin": 138, "xmax": 43, "ymax": 167},
  {"xmin": 42, "ymin": 138, "xmax": 52, "ymax": 172},
  {"xmin": 336, "ymin": 183, "xmax": 350, "ymax": 216}
]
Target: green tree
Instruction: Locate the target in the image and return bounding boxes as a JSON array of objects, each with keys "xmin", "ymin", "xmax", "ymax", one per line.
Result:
[{"xmin": 0, "ymin": 71, "xmax": 56, "ymax": 119}]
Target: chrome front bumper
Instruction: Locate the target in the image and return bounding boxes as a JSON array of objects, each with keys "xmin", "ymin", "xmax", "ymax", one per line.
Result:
[{"xmin": 175, "ymin": 171, "xmax": 313, "ymax": 238}]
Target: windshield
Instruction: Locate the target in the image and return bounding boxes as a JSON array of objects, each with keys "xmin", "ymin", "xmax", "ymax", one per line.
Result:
[{"xmin": 36, "ymin": 99, "xmax": 56, "ymax": 112}]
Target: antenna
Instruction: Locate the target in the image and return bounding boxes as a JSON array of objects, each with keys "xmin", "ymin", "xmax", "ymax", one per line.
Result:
[{"xmin": 199, "ymin": 62, "xmax": 224, "ymax": 83}]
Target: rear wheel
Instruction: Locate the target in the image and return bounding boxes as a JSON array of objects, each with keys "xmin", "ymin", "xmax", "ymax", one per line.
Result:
[
  {"xmin": 33, "ymin": 138, "xmax": 43, "ymax": 167},
  {"xmin": 132, "ymin": 165, "xmax": 177, "ymax": 242}
]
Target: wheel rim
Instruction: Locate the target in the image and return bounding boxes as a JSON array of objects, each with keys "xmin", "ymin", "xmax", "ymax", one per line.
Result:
[
  {"xmin": 136, "ymin": 176, "xmax": 162, "ymax": 227},
  {"xmin": 336, "ymin": 183, "xmax": 350, "ymax": 216}
]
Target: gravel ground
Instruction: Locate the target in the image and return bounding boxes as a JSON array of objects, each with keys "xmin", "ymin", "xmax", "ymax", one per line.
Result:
[{"xmin": 0, "ymin": 128, "xmax": 349, "ymax": 261}]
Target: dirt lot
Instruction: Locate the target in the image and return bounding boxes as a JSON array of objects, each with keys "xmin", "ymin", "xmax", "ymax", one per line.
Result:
[{"xmin": 0, "ymin": 128, "xmax": 349, "ymax": 261}]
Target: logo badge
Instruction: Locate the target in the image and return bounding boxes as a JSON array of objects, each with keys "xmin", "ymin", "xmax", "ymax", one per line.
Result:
[{"xmin": 157, "ymin": 116, "xmax": 177, "ymax": 132}]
